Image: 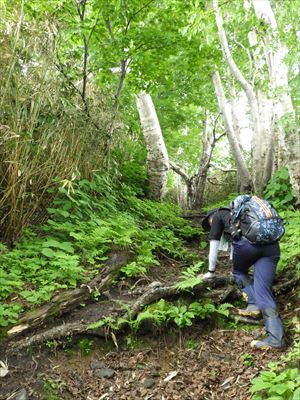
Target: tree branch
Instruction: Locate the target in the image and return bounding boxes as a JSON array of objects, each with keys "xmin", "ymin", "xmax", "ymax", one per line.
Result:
[
  {"xmin": 210, "ymin": 163, "xmax": 237, "ymax": 173},
  {"xmin": 127, "ymin": 0, "xmax": 156, "ymax": 26},
  {"xmin": 6, "ymin": 275, "xmax": 297, "ymax": 352},
  {"xmin": 55, "ymin": 60, "xmax": 102, "ymax": 131},
  {"xmin": 212, "ymin": 112, "xmax": 221, "ymax": 141},
  {"xmin": 169, "ymin": 161, "xmax": 191, "ymax": 185},
  {"xmin": 105, "ymin": 19, "xmax": 115, "ymax": 41}
]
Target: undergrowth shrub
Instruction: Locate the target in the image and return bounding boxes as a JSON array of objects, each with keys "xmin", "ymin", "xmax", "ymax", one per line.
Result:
[
  {"xmin": 264, "ymin": 168, "xmax": 296, "ymax": 210},
  {"xmin": 250, "ymin": 319, "xmax": 300, "ymax": 400},
  {"xmin": 263, "ymin": 168, "xmax": 299, "ymax": 275},
  {"xmin": 0, "ymin": 175, "xmax": 198, "ymax": 327},
  {"xmin": 88, "ymin": 298, "xmax": 233, "ymax": 333},
  {"xmin": 277, "ymin": 210, "xmax": 300, "ymax": 274}
]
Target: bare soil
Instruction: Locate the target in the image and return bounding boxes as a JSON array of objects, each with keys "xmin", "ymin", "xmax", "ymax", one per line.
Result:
[{"xmin": 0, "ymin": 249, "xmax": 298, "ymax": 400}]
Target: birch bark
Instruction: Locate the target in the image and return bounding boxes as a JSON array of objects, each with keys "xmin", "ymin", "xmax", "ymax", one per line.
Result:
[
  {"xmin": 192, "ymin": 125, "xmax": 210, "ymax": 207},
  {"xmin": 169, "ymin": 161, "xmax": 193, "ymax": 209},
  {"xmin": 213, "ymin": 0, "xmax": 270, "ymax": 194},
  {"xmin": 252, "ymin": 0, "xmax": 300, "ymax": 199},
  {"xmin": 230, "ymin": 91, "xmax": 248, "ymax": 192},
  {"xmin": 192, "ymin": 114, "xmax": 220, "ymax": 208},
  {"xmin": 212, "ymin": 71, "xmax": 253, "ymax": 192},
  {"xmin": 135, "ymin": 92, "xmax": 169, "ymax": 201},
  {"xmin": 176, "ymin": 175, "xmax": 188, "ymax": 209}
]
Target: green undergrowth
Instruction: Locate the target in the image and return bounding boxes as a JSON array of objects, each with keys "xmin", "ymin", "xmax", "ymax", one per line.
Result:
[
  {"xmin": 250, "ymin": 318, "xmax": 300, "ymax": 400},
  {"xmin": 0, "ymin": 175, "xmax": 199, "ymax": 329},
  {"xmin": 87, "ymin": 298, "xmax": 233, "ymax": 334},
  {"xmin": 276, "ymin": 209, "xmax": 300, "ymax": 273},
  {"xmin": 263, "ymin": 167, "xmax": 299, "ymax": 274}
]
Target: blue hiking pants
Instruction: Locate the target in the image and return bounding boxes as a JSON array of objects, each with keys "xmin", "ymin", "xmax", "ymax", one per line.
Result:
[{"xmin": 232, "ymin": 237, "xmax": 280, "ymax": 311}]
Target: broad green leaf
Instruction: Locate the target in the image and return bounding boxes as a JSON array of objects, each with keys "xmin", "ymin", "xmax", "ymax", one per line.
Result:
[
  {"xmin": 269, "ymin": 383, "xmax": 293, "ymax": 395},
  {"xmin": 250, "ymin": 380, "xmax": 273, "ymax": 393},
  {"xmin": 41, "ymin": 248, "xmax": 57, "ymax": 258},
  {"xmin": 292, "ymin": 387, "xmax": 300, "ymax": 400}
]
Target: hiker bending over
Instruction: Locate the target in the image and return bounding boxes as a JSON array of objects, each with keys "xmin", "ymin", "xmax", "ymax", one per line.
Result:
[{"xmin": 200, "ymin": 195, "xmax": 285, "ymax": 350}]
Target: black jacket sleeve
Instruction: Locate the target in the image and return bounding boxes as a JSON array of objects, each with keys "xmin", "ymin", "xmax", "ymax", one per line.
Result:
[{"xmin": 208, "ymin": 211, "xmax": 224, "ymax": 240}]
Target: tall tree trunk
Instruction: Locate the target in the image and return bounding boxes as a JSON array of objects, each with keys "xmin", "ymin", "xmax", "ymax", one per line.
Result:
[
  {"xmin": 257, "ymin": 92, "xmax": 274, "ymax": 185},
  {"xmin": 176, "ymin": 175, "xmax": 188, "ymax": 209},
  {"xmin": 213, "ymin": 0, "xmax": 269, "ymax": 195},
  {"xmin": 135, "ymin": 92, "xmax": 169, "ymax": 201},
  {"xmin": 192, "ymin": 114, "xmax": 221, "ymax": 208},
  {"xmin": 192, "ymin": 117, "xmax": 210, "ymax": 209},
  {"xmin": 170, "ymin": 114, "xmax": 224, "ymax": 210},
  {"xmin": 169, "ymin": 161, "xmax": 194, "ymax": 208},
  {"xmin": 252, "ymin": 0, "xmax": 300, "ymax": 199},
  {"xmin": 230, "ymin": 88, "xmax": 247, "ymax": 192},
  {"xmin": 212, "ymin": 71, "xmax": 253, "ymax": 192}
]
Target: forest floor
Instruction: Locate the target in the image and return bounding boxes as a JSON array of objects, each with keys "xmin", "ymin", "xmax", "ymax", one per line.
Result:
[{"xmin": 0, "ymin": 247, "xmax": 299, "ymax": 400}]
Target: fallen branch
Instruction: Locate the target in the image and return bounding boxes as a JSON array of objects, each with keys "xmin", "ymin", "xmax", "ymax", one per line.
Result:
[
  {"xmin": 5, "ymin": 275, "xmax": 298, "ymax": 352},
  {"xmin": 129, "ymin": 276, "xmax": 236, "ymax": 320},
  {"xmin": 7, "ymin": 250, "xmax": 132, "ymax": 338},
  {"xmin": 6, "ymin": 276, "xmax": 239, "ymax": 351},
  {"xmin": 228, "ymin": 314, "xmax": 262, "ymax": 325},
  {"xmin": 274, "ymin": 276, "xmax": 299, "ymax": 295}
]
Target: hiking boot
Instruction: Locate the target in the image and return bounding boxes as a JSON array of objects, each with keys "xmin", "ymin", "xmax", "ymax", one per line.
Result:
[
  {"xmin": 237, "ymin": 304, "xmax": 261, "ymax": 318},
  {"xmin": 250, "ymin": 308, "xmax": 285, "ymax": 350}
]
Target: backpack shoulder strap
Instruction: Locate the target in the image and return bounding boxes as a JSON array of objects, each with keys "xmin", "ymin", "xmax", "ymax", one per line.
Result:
[
  {"xmin": 219, "ymin": 207, "xmax": 231, "ymax": 212},
  {"xmin": 232, "ymin": 195, "xmax": 251, "ymax": 221}
]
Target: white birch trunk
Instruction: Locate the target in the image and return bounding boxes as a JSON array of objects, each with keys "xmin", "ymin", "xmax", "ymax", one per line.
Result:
[
  {"xmin": 213, "ymin": 0, "xmax": 269, "ymax": 194},
  {"xmin": 230, "ymin": 87, "xmax": 244, "ymax": 153},
  {"xmin": 169, "ymin": 161, "xmax": 194, "ymax": 209},
  {"xmin": 257, "ymin": 92, "xmax": 275, "ymax": 184},
  {"xmin": 230, "ymin": 91, "xmax": 247, "ymax": 192},
  {"xmin": 192, "ymin": 115, "xmax": 219, "ymax": 209},
  {"xmin": 176, "ymin": 175, "xmax": 188, "ymax": 209},
  {"xmin": 212, "ymin": 71, "xmax": 253, "ymax": 192},
  {"xmin": 135, "ymin": 92, "xmax": 169, "ymax": 201},
  {"xmin": 192, "ymin": 118, "xmax": 211, "ymax": 209},
  {"xmin": 252, "ymin": 0, "xmax": 300, "ymax": 199}
]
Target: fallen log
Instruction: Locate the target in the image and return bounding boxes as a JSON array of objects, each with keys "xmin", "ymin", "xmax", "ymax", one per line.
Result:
[
  {"xmin": 6, "ymin": 250, "xmax": 132, "ymax": 338},
  {"xmin": 6, "ymin": 276, "xmax": 241, "ymax": 351},
  {"xmin": 6, "ymin": 275, "xmax": 298, "ymax": 352},
  {"xmin": 129, "ymin": 275, "xmax": 236, "ymax": 320}
]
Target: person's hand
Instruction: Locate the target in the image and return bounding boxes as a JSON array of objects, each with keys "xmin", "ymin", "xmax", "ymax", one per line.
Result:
[{"xmin": 198, "ymin": 271, "xmax": 215, "ymax": 280}]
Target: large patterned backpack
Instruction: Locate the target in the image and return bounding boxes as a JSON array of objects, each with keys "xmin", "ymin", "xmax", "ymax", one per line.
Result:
[{"xmin": 230, "ymin": 195, "xmax": 285, "ymax": 244}]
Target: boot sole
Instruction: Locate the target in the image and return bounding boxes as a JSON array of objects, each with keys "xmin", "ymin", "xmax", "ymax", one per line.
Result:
[
  {"xmin": 250, "ymin": 339, "xmax": 286, "ymax": 350},
  {"xmin": 237, "ymin": 310, "xmax": 262, "ymax": 318}
]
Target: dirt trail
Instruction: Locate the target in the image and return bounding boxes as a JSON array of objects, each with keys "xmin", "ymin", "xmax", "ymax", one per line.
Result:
[{"xmin": 0, "ymin": 250, "xmax": 298, "ymax": 400}]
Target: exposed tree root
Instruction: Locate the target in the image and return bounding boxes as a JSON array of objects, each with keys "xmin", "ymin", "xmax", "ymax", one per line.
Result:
[
  {"xmin": 6, "ymin": 250, "xmax": 132, "ymax": 338},
  {"xmin": 5, "ymin": 274, "xmax": 298, "ymax": 353},
  {"xmin": 4, "ymin": 277, "xmax": 239, "ymax": 352}
]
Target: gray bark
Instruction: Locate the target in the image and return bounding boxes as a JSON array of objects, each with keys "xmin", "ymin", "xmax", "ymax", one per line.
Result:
[
  {"xmin": 213, "ymin": 71, "xmax": 253, "ymax": 192},
  {"xmin": 192, "ymin": 116, "xmax": 215, "ymax": 209},
  {"xmin": 252, "ymin": 0, "xmax": 300, "ymax": 199},
  {"xmin": 213, "ymin": 0, "xmax": 269, "ymax": 194},
  {"xmin": 169, "ymin": 161, "xmax": 193, "ymax": 208}
]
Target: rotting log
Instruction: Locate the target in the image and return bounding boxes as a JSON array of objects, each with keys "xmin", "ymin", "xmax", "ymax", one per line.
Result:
[
  {"xmin": 7, "ymin": 277, "xmax": 239, "ymax": 352},
  {"xmin": 6, "ymin": 250, "xmax": 132, "ymax": 338},
  {"xmin": 5, "ymin": 275, "xmax": 298, "ymax": 352},
  {"xmin": 128, "ymin": 276, "xmax": 237, "ymax": 320}
]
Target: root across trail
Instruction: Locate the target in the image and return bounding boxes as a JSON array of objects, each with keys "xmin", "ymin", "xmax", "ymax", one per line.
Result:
[{"xmin": 0, "ymin": 249, "xmax": 299, "ymax": 400}]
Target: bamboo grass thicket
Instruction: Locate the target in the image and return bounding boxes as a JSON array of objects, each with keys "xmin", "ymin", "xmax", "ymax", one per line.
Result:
[{"xmin": 0, "ymin": 7, "xmax": 113, "ymax": 242}]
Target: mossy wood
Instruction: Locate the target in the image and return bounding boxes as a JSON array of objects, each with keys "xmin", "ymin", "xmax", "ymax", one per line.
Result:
[{"xmin": 6, "ymin": 250, "xmax": 132, "ymax": 338}]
